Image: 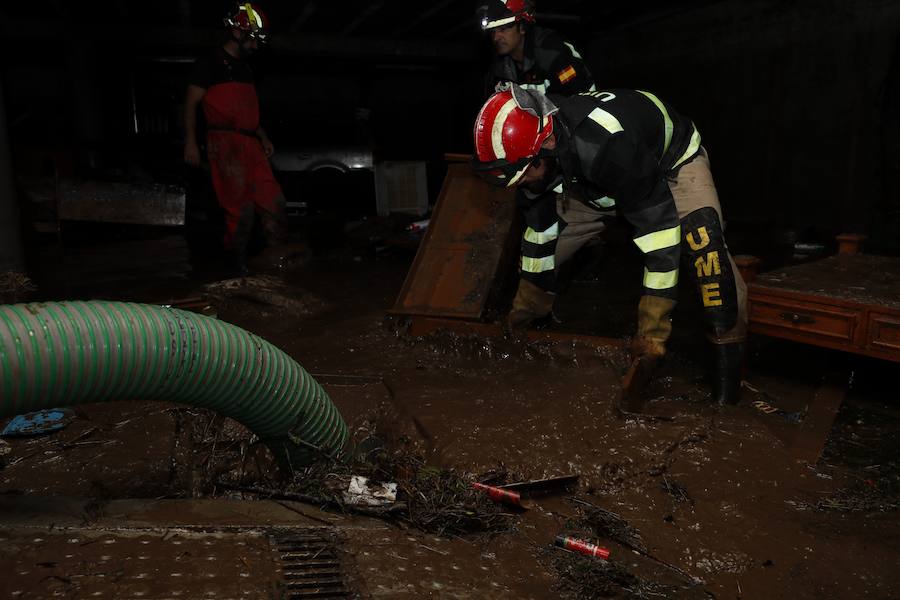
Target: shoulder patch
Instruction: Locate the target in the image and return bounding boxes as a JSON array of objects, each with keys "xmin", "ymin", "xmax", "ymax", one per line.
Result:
[{"xmin": 558, "ymin": 65, "xmax": 577, "ymax": 84}]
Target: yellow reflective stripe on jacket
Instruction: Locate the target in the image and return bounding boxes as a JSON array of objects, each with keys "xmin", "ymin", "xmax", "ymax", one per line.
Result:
[
  {"xmin": 591, "ymin": 196, "xmax": 615, "ymax": 208},
  {"xmin": 633, "ymin": 225, "xmax": 681, "ymax": 254},
  {"xmin": 673, "ymin": 124, "xmax": 702, "ymax": 168},
  {"xmin": 638, "ymin": 90, "xmax": 673, "ymax": 155},
  {"xmin": 523, "ymin": 223, "xmax": 559, "ymax": 245},
  {"xmin": 522, "ymin": 255, "xmax": 556, "ymax": 274},
  {"xmin": 588, "ymin": 107, "xmax": 623, "ymax": 134},
  {"xmin": 563, "ymin": 42, "xmax": 583, "ymax": 60},
  {"xmin": 643, "ymin": 267, "xmax": 679, "ymax": 290}
]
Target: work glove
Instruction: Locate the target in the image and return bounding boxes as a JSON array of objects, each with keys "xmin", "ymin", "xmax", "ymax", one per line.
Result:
[
  {"xmin": 631, "ymin": 295, "xmax": 677, "ymax": 360},
  {"xmin": 506, "ymin": 279, "xmax": 556, "ymax": 332}
]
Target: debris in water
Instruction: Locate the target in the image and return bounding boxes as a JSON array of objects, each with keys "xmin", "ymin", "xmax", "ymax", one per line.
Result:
[
  {"xmin": 220, "ymin": 441, "xmax": 516, "ymax": 536},
  {"xmin": 542, "ymin": 542, "xmax": 679, "ymax": 600},
  {"xmin": 499, "ymin": 474, "xmax": 579, "ymax": 494},
  {"xmin": 572, "ymin": 497, "xmax": 703, "ymax": 585},
  {"xmin": 554, "ymin": 535, "xmax": 611, "ymax": 560},
  {"xmin": 0, "ymin": 270, "xmax": 36, "ymax": 303},
  {"xmin": 742, "ymin": 381, "xmax": 805, "ymax": 423},
  {"xmin": 571, "ymin": 498, "xmax": 645, "ymax": 552},
  {"xmin": 472, "ymin": 482, "xmax": 531, "ymax": 509},
  {"xmin": 1, "ymin": 409, "xmax": 75, "ymax": 438},
  {"xmin": 343, "ymin": 475, "xmax": 397, "ymax": 506},
  {"xmin": 661, "ymin": 476, "xmax": 694, "ymax": 506}
]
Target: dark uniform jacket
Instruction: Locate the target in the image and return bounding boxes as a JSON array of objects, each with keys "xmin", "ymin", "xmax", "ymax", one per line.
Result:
[
  {"xmin": 523, "ymin": 90, "xmax": 702, "ymax": 300},
  {"xmin": 488, "ymin": 26, "xmax": 595, "ymax": 96},
  {"xmin": 494, "ymin": 27, "xmax": 596, "ymax": 291}
]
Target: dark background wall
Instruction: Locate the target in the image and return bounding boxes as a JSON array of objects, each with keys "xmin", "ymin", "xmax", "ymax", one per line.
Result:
[
  {"xmin": 2, "ymin": 0, "xmax": 899, "ymax": 258},
  {"xmin": 586, "ymin": 0, "xmax": 900, "ymax": 254}
]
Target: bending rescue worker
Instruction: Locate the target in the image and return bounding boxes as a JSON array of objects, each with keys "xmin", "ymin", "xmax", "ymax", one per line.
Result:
[{"xmin": 472, "ymin": 85, "xmax": 747, "ymax": 405}]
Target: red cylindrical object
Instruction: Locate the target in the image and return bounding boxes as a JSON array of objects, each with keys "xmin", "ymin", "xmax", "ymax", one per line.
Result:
[
  {"xmin": 554, "ymin": 535, "xmax": 611, "ymax": 560},
  {"xmin": 472, "ymin": 482, "xmax": 524, "ymax": 507}
]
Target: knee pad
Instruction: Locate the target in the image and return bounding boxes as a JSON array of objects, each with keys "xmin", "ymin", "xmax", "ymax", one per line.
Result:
[{"xmin": 680, "ymin": 207, "xmax": 738, "ymax": 336}]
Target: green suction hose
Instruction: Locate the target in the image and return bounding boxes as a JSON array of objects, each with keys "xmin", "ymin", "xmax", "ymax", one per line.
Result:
[{"xmin": 0, "ymin": 301, "xmax": 348, "ymax": 468}]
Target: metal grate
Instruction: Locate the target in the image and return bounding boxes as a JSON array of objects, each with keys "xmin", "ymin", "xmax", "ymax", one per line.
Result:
[{"xmin": 274, "ymin": 532, "xmax": 352, "ymax": 599}]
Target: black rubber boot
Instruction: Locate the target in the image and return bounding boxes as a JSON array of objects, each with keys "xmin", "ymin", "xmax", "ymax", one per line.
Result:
[{"xmin": 712, "ymin": 342, "xmax": 744, "ymax": 405}]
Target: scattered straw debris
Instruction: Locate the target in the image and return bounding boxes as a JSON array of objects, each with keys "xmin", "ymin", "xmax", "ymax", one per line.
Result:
[
  {"xmin": 274, "ymin": 447, "xmax": 516, "ymax": 535},
  {"xmin": 660, "ymin": 476, "xmax": 694, "ymax": 507},
  {"xmin": 572, "ymin": 498, "xmax": 645, "ymax": 552},
  {"xmin": 210, "ymin": 435, "xmax": 515, "ymax": 536},
  {"xmin": 0, "ymin": 271, "xmax": 36, "ymax": 303},
  {"xmin": 791, "ymin": 468, "xmax": 900, "ymax": 513},
  {"xmin": 543, "ymin": 544, "xmax": 659, "ymax": 599}
]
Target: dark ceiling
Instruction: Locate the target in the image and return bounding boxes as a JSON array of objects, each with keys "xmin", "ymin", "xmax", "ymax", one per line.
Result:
[{"xmin": 0, "ymin": 1, "xmax": 718, "ymax": 43}]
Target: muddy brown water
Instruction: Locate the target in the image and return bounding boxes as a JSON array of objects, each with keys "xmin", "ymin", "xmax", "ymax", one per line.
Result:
[{"xmin": 2, "ymin": 253, "xmax": 899, "ymax": 599}]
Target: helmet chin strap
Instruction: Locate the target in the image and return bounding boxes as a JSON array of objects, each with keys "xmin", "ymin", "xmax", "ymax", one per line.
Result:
[
  {"xmin": 536, "ymin": 146, "xmax": 556, "ymax": 160},
  {"xmin": 231, "ymin": 30, "xmax": 253, "ymax": 56}
]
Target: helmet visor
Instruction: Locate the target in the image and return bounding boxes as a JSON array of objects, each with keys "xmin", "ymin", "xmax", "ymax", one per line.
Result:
[
  {"xmin": 472, "ymin": 156, "xmax": 534, "ymax": 188},
  {"xmin": 476, "ymin": 3, "xmax": 517, "ymax": 31}
]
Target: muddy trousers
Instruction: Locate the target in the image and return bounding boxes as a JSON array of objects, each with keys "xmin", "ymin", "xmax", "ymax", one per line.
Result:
[
  {"xmin": 227, "ymin": 195, "xmax": 288, "ymax": 257},
  {"xmin": 554, "ymin": 149, "xmax": 747, "ymax": 346},
  {"xmin": 207, "ymin": 131, "xmax": 288, "ymax": 256}
]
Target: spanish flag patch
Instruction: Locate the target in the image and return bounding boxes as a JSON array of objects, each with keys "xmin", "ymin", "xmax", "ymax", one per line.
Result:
[{"xmin": 557, "ymin": 65, "xmax": 577, "ymax": 84}]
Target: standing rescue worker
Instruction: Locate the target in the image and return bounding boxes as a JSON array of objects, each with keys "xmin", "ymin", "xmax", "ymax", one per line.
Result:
[
  {"xmin": 480, "ymin": 1, "xmax": 601, "ymax": 326},
  {"xmin": 472, "ymin": 85, "xmax": 747, "ymax": 405},
  {"xmin": 184, "ymin": 3, "xmax": 286, "ymax": 275},
  {"xmin": 479, "ymin": 0, "xmax": 596, "ymax": 96}
]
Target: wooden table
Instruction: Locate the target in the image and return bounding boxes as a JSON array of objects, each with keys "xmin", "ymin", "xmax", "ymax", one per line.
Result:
[
  {"xmin": 735, "ymin": 236, "xmax": 899, "ymax": 462},
  {"xmin": 736, "ymin": 236, "xmax": 900, "ymax": 363}
]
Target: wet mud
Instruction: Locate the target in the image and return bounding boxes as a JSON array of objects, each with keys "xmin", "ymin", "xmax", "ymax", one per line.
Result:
[{"xmin": 2, "ymin": 253, "xmax": 899, "ymax": 598}]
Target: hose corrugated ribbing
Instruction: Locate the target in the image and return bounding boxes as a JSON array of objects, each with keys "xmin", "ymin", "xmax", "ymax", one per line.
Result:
[{"xmin": 0, "ymin": 301, "xmax": 348, "ymax": 468}]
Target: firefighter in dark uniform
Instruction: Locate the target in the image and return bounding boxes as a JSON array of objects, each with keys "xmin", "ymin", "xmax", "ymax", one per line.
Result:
[
  {"xmin": 480, "ymin": 0, "xmax": 596, "ymax": 96},
  {"xmin": 480, "ymin": 0, "xmax": 603, "ymax": 328},
  {"xmin": 472, "ymin": 85, "xmax": 747, "ymax": 405},
  {"xmin": 184, "ymin": 3, "xmax": 286, "ymax": 275}
]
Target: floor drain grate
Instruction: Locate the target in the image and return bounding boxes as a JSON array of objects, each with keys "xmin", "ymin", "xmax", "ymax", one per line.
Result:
[{"xmin": 274, "ymin": 532, "xmax": 352, "ymax": 599}]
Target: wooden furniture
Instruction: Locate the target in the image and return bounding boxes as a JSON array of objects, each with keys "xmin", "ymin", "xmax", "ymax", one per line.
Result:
[
  {"xmin": 737, "ymin": 234, "xmax": 900, "ymax": 363},
  {"xmin": 391, "ymin": 155, "xmax": 518, "ymax": 321},
  {"xmin": 390, "ymin": 155, "xmax": 621, "ymax": 348}
]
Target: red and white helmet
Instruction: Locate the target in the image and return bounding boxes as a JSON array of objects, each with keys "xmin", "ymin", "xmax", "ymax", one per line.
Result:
[
  {"xmin": 225, "ymin": 3, "xmax": 270, "ymax": 42},
  {"xmin": 472, "ymin": 86, "xmax": 557, "ymax": 187},
  {"xmin": 479, "ymin": 0, "xmax": 536, "ymax": 30}
]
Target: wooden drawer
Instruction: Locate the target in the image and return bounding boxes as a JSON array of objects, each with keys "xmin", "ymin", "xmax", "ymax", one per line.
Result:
[
  {"xmin": 867, "ymin": 312, "xmax": 900, "ymax": 353},
  {"xmin": 748, "ymin": 294, "xmax": 861, "ymax": 348},
  {"xmin": 745, "ymin": 253, "xmax": 900, "ymax": 363}
]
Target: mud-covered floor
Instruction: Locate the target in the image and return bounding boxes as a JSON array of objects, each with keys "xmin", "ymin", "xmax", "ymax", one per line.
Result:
[{"xmin": 2, "ymin": 238, "xmax": 900, "ymax": 599}]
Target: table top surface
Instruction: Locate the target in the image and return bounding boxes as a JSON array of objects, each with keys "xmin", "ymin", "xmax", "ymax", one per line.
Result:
[{"xmin": 752, "ymin": 254, "xmax": 900, "ymax": 311}]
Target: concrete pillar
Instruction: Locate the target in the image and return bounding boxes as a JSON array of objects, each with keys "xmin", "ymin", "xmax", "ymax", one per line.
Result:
[{"xmin": 0, "ymin": 77, "xmax": 24, "ymax": 273}]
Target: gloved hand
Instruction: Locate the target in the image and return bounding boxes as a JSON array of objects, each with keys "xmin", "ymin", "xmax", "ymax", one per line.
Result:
[
  {"xmin": 506, "ymin": 279, "xmax": 556, "ymax": 332},
  {"xmin": 631, "ymin": 294, "xmax": 677, "ymax": 359}
]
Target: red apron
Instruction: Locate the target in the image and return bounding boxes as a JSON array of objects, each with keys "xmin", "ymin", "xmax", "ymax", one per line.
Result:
[{"xmin": 202, "ymin": 81, "xmax": 283, "ymax": 249}]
